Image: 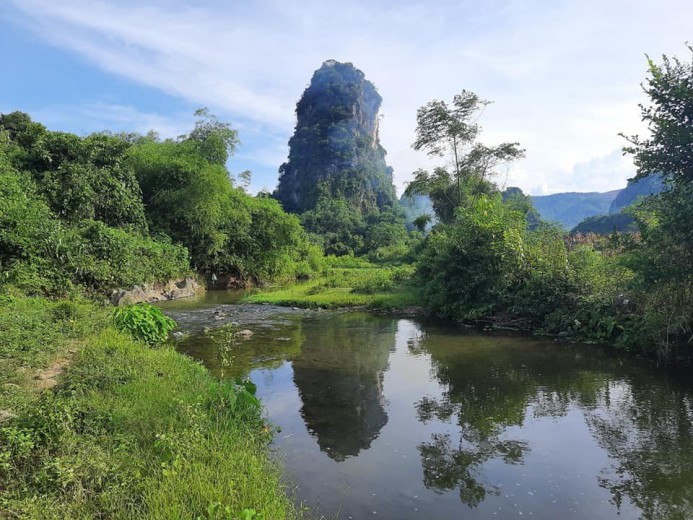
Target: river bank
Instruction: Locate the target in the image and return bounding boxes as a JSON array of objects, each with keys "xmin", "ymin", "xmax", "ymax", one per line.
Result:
[{"xmin": 0, "ymin": 294, "xmax": 303, "ymax": 519}]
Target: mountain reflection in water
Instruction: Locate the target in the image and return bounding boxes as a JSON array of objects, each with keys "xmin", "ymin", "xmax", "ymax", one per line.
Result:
[{"xmin": 292, "ymin": 314, "xmax": 394, "ymax": 461}]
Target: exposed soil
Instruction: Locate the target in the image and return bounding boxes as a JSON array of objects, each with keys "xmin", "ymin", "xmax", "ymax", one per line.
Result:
[{"xmin": 32, "ymin": 346, "xmax": 79, "ymax": 391}]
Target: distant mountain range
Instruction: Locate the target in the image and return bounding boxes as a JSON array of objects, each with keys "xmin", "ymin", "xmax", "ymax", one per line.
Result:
[
  {"xmin": 530, "ymin": 190, "xmax": 621, "ymax": 229},
  {"xmin": 399, "ymin": 175, "xmax": 664, "ymax": 232},
  {"xmin": 533, "ymin": 175, "xmax": 664, "ymax": 231},
  {"xmin": 607, "ymin": 175, "xmax": 665, "ymax": 215}
]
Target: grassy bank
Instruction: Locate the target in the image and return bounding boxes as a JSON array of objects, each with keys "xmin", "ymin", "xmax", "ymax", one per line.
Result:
[
  {"xmin": 242, "ymin": 266, "xmax": 420, "ymax": 310},
  {"xmin": 0, "ymin": 295, "xmax": 302, "ymax": 519}
]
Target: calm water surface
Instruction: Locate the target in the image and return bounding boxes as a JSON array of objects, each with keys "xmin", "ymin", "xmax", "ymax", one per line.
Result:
[{"xmin": 163, "ymin": 293, "xmax": 693, "ymax": 520}]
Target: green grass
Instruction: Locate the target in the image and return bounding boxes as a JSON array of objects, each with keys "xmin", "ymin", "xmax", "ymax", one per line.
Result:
[
  {"xmin": 243, "ymin": 266, "xmax": 420, "ymax": 310},
  {"xmin": 0, "ymin": 294, "xmax": 109, "ymax": 415},
  {"xmin": 0, "ymin": 295, "xmax": 304, "ymax": 519}
]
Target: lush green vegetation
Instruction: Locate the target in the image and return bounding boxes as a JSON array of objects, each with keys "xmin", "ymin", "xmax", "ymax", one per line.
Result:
[
  {"xmin": 243, "ymin": 263, "xmax": 419, "ymax": 310},
  {"xmin": 1, "ymin": 44, "xmax": 691, "ymax": 520},
  {"xmin": 0, "ymin": 109, "xmax": 319, "ymax": 296},
  {"xmin": 408, "ymin": 47, "xmax": 693, "ymax": 359},
  {"xmin": 0, "ymin": 296, "xmax": 302, "ymax": 519},
  {"xmin": 0, "ymin": 110, "xmax": 320, "ymax": 518}
]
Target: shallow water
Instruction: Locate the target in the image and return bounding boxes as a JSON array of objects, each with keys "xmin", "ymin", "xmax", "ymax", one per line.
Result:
[{"xmin": 166, "ymin": 294, "xmax": 693, "ymax": 520}]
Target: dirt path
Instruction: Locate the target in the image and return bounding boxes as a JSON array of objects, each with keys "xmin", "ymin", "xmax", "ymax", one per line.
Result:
[
  {"xmin": 0, "ymin": 345, "xmax": 80, "ymax": 424},
  {"xmin": 32, "ymin": 347, "xmax": 78, "ymax": 390}
]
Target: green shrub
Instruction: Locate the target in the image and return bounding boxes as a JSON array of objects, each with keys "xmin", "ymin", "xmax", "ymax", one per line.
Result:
[
  {"xmin": 67, "ymin": 220, "xmax": 190, "ymax": 293},
  {"xmin": 350, "ymin": 266, "xmax": 414, "ymax": 294},
  {"xmin": 350, "ymin": 270, "xmax": 396, "ymax": 294},
  {"xmin": 416, "ymin": 195, "xmax": 526, "ymax": 320},
  {"xmin": 113, "ymin": 303, "xmax": 176, "ymax": 345}
]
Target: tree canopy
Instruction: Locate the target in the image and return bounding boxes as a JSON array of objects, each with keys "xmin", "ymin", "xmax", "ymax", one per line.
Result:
[
  {"xmin": 0, "ymin": 110, "xmax": 322, "ymax": 295},
  {"xmin": 405, "ymin": 91, "xmax": 525, "ymax": 223}
]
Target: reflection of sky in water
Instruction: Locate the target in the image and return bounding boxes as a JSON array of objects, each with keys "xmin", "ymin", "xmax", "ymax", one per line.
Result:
[{"xmin": 170, "ymin": 299, "xmax": 693, "ymax": 520}]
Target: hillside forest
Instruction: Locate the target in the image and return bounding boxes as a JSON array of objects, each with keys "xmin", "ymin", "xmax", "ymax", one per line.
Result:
[{"xmin": 2, "ymin": 49, "xmax": 692, "ymax": 361}]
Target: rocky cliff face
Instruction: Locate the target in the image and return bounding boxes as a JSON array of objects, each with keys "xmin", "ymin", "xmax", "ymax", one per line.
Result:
[{"xmin": 274, "ymin": 60, "xmax": 397, "ymax": 215}]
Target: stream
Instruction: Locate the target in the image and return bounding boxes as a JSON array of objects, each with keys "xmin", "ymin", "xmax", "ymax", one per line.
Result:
[{"xmin": 160, "ymin": 292, "xmax": 693, "ymax": 520}]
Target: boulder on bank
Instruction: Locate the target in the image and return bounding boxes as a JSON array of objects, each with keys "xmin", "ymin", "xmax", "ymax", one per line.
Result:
[{"xmin": 111, "ymin": 277, "xmax": 203, "ymax": 306}]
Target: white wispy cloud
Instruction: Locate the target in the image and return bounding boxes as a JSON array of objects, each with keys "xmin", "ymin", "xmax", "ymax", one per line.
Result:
[
  {"xmin": 5, "ymin": 0, "xmax": 693, "ymax": 195},
  {"xmin": 28, "ymin": 103, "xmax": 195, "ymax": 139}
]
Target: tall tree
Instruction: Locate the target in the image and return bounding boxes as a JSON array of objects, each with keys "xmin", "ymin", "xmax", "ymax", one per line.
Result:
[
  {"xmin": 406, "ymin": 91, "xmax": 525, "ymax": 223},
  {"xmin": 622, "ymin": 45, "xmax": 693, "ymax": 350},
  {"xmin": 623, "ymin": 46, "xmax": 693, "ymax": 253}
]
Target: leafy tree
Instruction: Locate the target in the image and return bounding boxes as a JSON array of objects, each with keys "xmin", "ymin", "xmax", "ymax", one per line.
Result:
[
  {"xmin": 0, "ymin": 113, "xmax": 148, "ymax": 231},
  {"xmin": 127, "ymin": 137, "xmax": 245, "ymax": 273},
  {"xmin": 185, "ymin": 107, "xmax": 239, "ymax": 166},
  {"xmin": 231, "ymin": 196, "xmax": 316, "ymax": 281},
  {"xmin": 300, "ymin": 197, "xmax": 366, "ymax": 256},
  {"xmin": 623, "ymin": 46, "xmax": 693, "ymax": 270},
  {"xmin": 621, "ymin": 46, "xmax": 693, "ymax": 351},
  {"xmin": 406, "ymin": 91, "xmax": 525, "ymax": 223},
  {"xmin": 623, "ymin": 48, "xmax": 693, "ymax": 188},
  {"xmin": 127, "ymin": 111, "xmax": 317, "ymax": 282}
]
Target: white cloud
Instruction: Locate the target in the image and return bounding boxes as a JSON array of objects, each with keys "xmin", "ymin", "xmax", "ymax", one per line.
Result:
[
  {"xmin": 29, "ymin": 103, "xmax": 195, "ymax": 138},
  {"xmin": 5, "ymin": 0, "xmax": 693, "ymax": 196}
]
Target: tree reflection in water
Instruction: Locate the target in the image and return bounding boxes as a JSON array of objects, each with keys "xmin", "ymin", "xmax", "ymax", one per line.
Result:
[
  {"xmin": 413, "ymin": 330, "xmax": 693, "ymax": 517},
  {"xmin": 586, "ymin": 381, "xmax": 693, "ymax": 520},
  {"xmin": 419, "ymin": 432, "xmax": 528, "ymax": 507}
]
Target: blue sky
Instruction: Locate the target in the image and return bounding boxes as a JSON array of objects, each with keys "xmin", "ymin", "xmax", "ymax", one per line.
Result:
[{"xmin": 2, "ymin": 0, "xmax": 692, "ymax": 195}]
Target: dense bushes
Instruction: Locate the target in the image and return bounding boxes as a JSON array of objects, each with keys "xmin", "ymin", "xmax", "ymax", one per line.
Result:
[
  {"xmin": 125, "ymin": 121, "xmax": 319, "ymax": 284},
  {"xmin": 407, "ymin": 51, "xmax": 693, "ymax": 359},
  {"xmin": 414, "ymin": 194, "xmax": 641, "ymax": 345},
  {"xmin": 0, "ymin": 112, "xmax": 148, "ymax": 231},
  {"xmin": 416, "ymin": 195, "xmax": 527, "ymax": 319},
  {"xmin": 0, "ymin": 162, "xmax": 190, "ymax": 295},
  {"xmin": 0, "ymin": 110, "xmax": 322, "ymax": 295}
]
